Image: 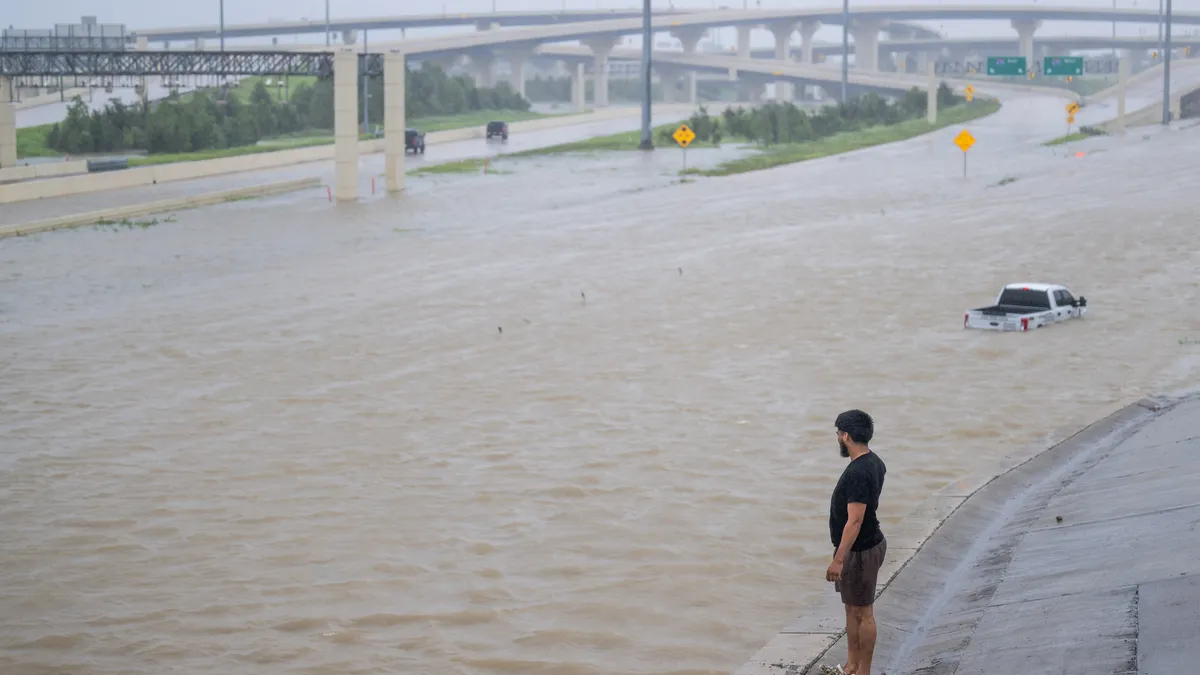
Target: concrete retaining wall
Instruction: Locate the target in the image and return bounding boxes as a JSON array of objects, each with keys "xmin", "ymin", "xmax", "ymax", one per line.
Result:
[
  {"xmin": 0, "ymin": 160, "xmax": 90, "ymax": 184},
  {"xmin": 12, "ymin": 88, "xmax": 91, "ymax": 110},
  {"xmin": 0, "ymin": 176, "xmax": 320, "ymax": 239},
  {"xmin": 0, "ymin": 107, "xmax": 645, "ymax": 206}
]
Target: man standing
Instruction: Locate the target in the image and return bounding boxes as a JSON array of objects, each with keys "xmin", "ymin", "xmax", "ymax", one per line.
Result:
[{"xmin": 821, "ymin": 410, "xmax": 887, "ymax": 675}]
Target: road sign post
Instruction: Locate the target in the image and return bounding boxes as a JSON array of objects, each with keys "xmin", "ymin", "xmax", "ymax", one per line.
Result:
[
  {"xmin": 673, "ymin": 123, "xmax": 696, "ymax": 172},
  {"xmin": 954, "ymin": 129, "xmax": 975, "ymax": 178},
  {"xmin": 986, "ymin": 56, "xmax": 1026, "ymax": 76},
  {"xmin": 1065, "ymin": 101, "xmax": 1080, "ymax": 149},
  {"xmin": 1044, "ymin": 56, "xmax": 1084, "ymax": 76}
]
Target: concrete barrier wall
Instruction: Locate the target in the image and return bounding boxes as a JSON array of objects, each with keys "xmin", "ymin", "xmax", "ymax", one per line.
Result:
[
  {"xmin": 0, "ymin": 108, "xmax": 646, "ymax": 205},
  {"xmin": 0, "ymin": 160, "xmax": 89, "ymax": 184},
  {"xmin": 0, "ymin": 177, "xmax": 321, "ymax": 238},
  {"xmin": 12, "ymin": 88, "xmax": 90, "ymax": 111}
]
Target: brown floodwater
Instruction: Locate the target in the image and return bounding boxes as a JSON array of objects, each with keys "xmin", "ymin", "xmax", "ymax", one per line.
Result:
[{"xmin": 2, "ymin": 93, "xmax": 1198, "ymax": 675}]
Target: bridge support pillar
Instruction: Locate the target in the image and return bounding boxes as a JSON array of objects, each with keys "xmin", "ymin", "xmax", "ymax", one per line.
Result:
[
  {"xmin": 586, "ymin": 38, "xmax": 618, "ymax": 107},
  {"xmin": 333, "ymin": 50, "xmax": 359, "ymax": 203},
  {"xmin": 769, "ymin": 22, "xmax": 796, "ymax": 100},
  {"xmin": 1011, "ymin": 19, "xmax": 1041, "ymax": 66},
  {"xmin": 0, "ymin": 77, "xmax": 16, "ymax": 169},
  {"xmin": 136, "ymin": 36, "xmax": 148, "ymax": 51},
  {"xmin": 384, "ymin": 51, "xmax": 406, "ymax": 195},
  {"xmin": 471, "ymin": 54, "xmax": 494, "ymax": 88},
  {"xmin": 571, "ymin": 61, "xmax": 586, "ymax": 110},
  {"xmin": 194, "ymin": 37, "xmax": 205, "ymax": 51},
  {"xmin": 342, "ymin": 30, "xmax": 357, "ymax": 45},
  {"xmin": 504, "ymin": 50, "xmax": 529, "ymax": 98},
  {"xmin": 1116, "ymin": 53, "xmax": 1130, "ymax": 134},
  {"xmin": 926, "ymin": 60, "xmax": 937, "ymax": 124},
  {"xmin": 799, "ymin": 21, "xmax": 821, "ymax": 63},
  {"xmin": 850, "ymin": 20, "xmax": 882, "ymax": 72},
  {"xmin": 671, "ymin": 28, "xmax": 705, "ymax": 107},
  {"xmin": 737, "ymin": 25, "xmax": 752, "ymax": 59}
]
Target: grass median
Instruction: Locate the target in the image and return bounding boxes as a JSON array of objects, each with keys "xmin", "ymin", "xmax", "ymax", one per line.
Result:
[
  {"xmin": 686, "ymin": 100, "xmax": 1001, "ymax": 177},
  {"xmin": 509, "ymin": 122, "xmax": 715, "ymax": 157},
  {"xmin": 15, "ymin": 109, "xmax": 562, "ymax": 163},
  {"xmin": 1042, "ymin": 127, "xmax": 1106, "ymax": 147}
]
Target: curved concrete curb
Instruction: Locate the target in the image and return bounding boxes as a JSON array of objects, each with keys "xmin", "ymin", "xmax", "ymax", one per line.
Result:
[
  {"xmin": 0, "ymin": 176, "xmax": 320, "ymax": 238},
  {"xmin": 730, "ymin": 394, "xmax": 1176, "ymax": 675}
]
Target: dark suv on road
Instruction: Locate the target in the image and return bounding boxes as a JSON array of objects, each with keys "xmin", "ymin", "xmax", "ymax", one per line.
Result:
[
  {"xmin": 485, "ymin": 121, "xmax": 509, "ymax": 141},
  {"xmin": 405, "ymin": 128, "xmax": 426, "ymax": 154}
]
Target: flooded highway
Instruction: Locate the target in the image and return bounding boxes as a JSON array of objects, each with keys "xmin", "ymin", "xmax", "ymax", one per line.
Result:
[{"xmin": 2, "ymin": 93, "xmax": 1198, "ymax": 675}]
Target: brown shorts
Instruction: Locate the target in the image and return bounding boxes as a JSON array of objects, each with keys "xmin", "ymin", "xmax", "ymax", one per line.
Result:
[{"xmin": 834, "ymin": 536, "xmax": 887, "ymax": 607}]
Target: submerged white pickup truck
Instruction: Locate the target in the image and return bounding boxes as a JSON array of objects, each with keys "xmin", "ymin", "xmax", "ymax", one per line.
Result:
[{"xmin": 964, "ymin": 283, "xmax": 1088, "ymax": 332}]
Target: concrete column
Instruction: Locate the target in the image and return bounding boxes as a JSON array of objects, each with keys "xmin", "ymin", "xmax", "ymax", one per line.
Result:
[
  {"xmin": 333, "ymin": 50, "xmax": 359, "ymax": 202},
  {"xmin": 671, "ymin": 28, "xmax": 704, "ymax": 106},
  {"xmin": 384, "ymin": 51, "xmax": 406, "ymax": 195},
  {"xmin": 1011, "ymin": 19, "xmax": 1041, "ymax": 66},
  {"xmin": 506, "ymin": 51, "xmax": 528, "ymax": 98},
  {"xmin": 850, "ymin": 20, "xmax": 883, "ymax": 72},
  {"xmin": 194, "ymin": 37, "xmax": 205, "ymax": 51},
  {"xmin": 471, "ymin": 54, "xmax": 494, "ymax": 88},
  {"xmin": 1116, "ymin": 53, "xmax": 1129, "ymax": 134},
  {"xmin": 585, "ymin": 38, "xmax": 618, "ymax": 107},
  {"xmin": 737, "ymin": 25, "xmax": 752, "ymax": 59},
  {"xmin": 799, "ymin": 21, "xmax": 821, "ymax": 63},
  {"xmin": 571, "ymin": 61, "xmax": 586, "ymax": 110},
  {"xmin": 341, "ymin": 30, "xmax": 357, "ymax": 45},
  {"xmin": 0, "ymin": 77, "xmax": 16, "ymax": 169},
  {"xmin": 769, "ymin": 22, "xmax": 796, "ymax": 100},
  {"xmin": 926, "ymin": 60, "xmax": 937, "ymax": 124},
  {"xmin": 136, "ymin": 36, "xmax": 148, "ymax": 51},
  {"xmin": 163, "ymin": 40, "xmax": 170, "ymax": 50}
]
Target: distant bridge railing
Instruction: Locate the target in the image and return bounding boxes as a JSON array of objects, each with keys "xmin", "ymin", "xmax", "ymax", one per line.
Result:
[{"xmin": 0, "ymin": 51, "xmax": 389, "ymax": 86}]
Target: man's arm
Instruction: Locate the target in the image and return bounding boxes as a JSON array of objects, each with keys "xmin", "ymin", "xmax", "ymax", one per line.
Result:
[{"xmin": 833, "ymin": 502, "xmax": 866, "ymax": 566}]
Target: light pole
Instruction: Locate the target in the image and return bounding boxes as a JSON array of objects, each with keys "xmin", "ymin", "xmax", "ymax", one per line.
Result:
[
  {"xmin": 219, "ymin": 0, "xmax": 224, "ymax": 52},
  {"xmin": 1162, "ymin": 0, "xmax": 1173, "ymax": 124},
  {"xmin": 325, "ymin": 0, "xmax": 331, "ymax": 47},
  {"xmin": 1159, "ymin": 0, "xmax": 1165, "ymax": 60},
  {"xmin": 639, "ymin": 0, "xmax": 653, "ymax": 150},
  {"xmin": 841, "ymin": 0, "xmax": 849, "ymax": 102}
]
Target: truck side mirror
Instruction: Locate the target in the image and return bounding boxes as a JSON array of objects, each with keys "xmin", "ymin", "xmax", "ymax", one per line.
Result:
[{"xmin": 1078, "ymin": 296, "xmax": 1087, "ymax": 307}]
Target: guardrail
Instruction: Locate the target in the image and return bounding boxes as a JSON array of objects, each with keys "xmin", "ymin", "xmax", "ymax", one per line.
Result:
[{"xmin": 86, "ymin": 157, "xmax": 129, "ymax": 173}]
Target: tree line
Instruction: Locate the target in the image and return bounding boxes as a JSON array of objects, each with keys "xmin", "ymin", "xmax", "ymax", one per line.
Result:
[
  {"xmin": 665, "ymin": 83, "xmax": 966, "ymax": 146},
  {"xmin": 43, "ymin": 63, "xmax": 531, "ymax": 155}
]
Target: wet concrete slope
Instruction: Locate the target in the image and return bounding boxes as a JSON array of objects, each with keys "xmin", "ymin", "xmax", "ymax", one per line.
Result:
[{"xmin": 810, "ymin": 393, "xmax": 1200, "ymax": 675}]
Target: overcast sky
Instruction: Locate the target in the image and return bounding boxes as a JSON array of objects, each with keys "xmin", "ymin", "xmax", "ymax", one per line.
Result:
[{"xmin": 6, "ymin": 0, "xmax": 1199, "ymax": 40}]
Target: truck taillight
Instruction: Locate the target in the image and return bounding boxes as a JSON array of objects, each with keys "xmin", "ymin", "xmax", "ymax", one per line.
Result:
[
  {"xmin": 1021, "ymin": 317, "xmax": 1029, "ymax": 331},
  {"xmin": 964, "ymin": 313, "xmax": 968, "ymax": 328}
]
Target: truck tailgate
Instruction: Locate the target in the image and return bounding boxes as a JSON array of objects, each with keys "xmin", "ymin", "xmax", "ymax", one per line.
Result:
[{"xmin": 965, "ymin": 312, "xmax": 1043, "ymax": 331}]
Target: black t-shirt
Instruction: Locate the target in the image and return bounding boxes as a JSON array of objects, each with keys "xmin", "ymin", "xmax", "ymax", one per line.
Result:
[{"xmin": 829, "ymin": 451, "xmax": 886, "ymax": 552}]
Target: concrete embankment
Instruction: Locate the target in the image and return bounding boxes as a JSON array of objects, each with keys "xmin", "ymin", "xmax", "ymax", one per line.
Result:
[
  {"xmin": 0, "ymin": 177, "xmax": 320, "ymax": 238},
  {"xmin": 0, "ymin": 106, "xmax": 652, "ymax": 206},
  {"xmin": 12, "ymin": 89, "xmax": 91, "ymax": 111},
  {"xmin": 734, "ymin": 392, "xmax": 1200, "ymax": 674},
  {"xmin": 0, "ymin": 160, "xmax": 90, "ymax": 184}
]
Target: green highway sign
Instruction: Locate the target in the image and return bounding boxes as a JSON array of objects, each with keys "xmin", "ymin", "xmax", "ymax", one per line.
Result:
[
  {"xmin": 1044, "ymin": 56, "xmax": 1084, "ymax": 76},
  {"xmin": 986, "ymin": 56, "xmax": 1026, "ymax": 76}
]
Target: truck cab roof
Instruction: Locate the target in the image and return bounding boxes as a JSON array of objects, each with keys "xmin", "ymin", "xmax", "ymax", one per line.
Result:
[{"xmin": 1003, "ymin": 283, "xmax": 1068, "ymax": 293}]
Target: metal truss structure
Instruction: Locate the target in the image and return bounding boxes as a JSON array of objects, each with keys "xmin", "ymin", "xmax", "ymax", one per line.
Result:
[
  {"xmin": 0, "ymin": 51, "xmax": 387, "ymax": 81},
  {"xmin": 935, "ymin": 59, "xmax": 1120, "ymax": 76}
]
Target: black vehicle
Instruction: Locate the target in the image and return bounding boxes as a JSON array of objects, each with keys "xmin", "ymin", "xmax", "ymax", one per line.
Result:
[
  {"xmin": 486, "ymin": 121, "xmax": 509, "ymax": 141},
  {"xmin": 405, "ymin": 128, "xmax": 426, "ymax": 154}
]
